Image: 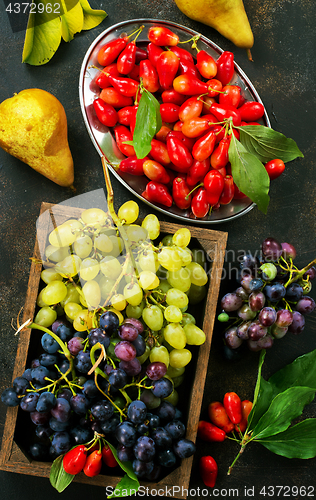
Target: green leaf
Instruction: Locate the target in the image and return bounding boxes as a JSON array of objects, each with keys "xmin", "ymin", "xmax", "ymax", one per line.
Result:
[
  {"xmin": 105, "ymin": 441, "xmax": 139, "ymax": 483},
  {"xmin": 258, "ymin": 418, "xmax": 316, "ymax": 459},
  {"xmin": 61, "ymin": 1, "xmax": 84, "ymax": 42},
  {"xmin": 107, "ymin": 474, "xmax": 140, "ymax": 499},
  {"xmin": 132, "ymin": 91, "xmax": 160, "ymax": 159},
  {"xmin": 251, "ymin": 386, "xmax": 315, "ymax": 440},
  {"xmin": 22, "ymin": 13, "xmax": 61, "ymax": 65},
  {"xmin": 236, "ymin": 125, "xmax": 304, "ymax": 164},
  {"xmin": 79, "ymin": 0, "xmax": 107, "ymax": 30},
  {"xmin": 246, "ymin": 350, "xmax": 266, "ymax": 430},
  {"xmin": 228, "ymin": 133, "xmax": 270, "ymax": 214},
  {"xmin": 249, "ymin": 348, "xmax": 316, "ymax": 431},
  {"xmin": 49, "ymin": 455, "xmax": 74, "ymax": 493}
]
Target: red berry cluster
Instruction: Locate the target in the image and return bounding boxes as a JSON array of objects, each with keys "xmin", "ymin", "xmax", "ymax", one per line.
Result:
[
  {"xmin": 92, "ymin": 25, "xmax": 284, "ymax": 218},
  {"xmin": 63, "ymin": 441, "xmax": 117, "ymax": 477}
]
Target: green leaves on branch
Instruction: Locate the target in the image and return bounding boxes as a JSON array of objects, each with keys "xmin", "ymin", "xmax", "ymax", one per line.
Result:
[
  {"xmin": 229, "ymin": 349, "xmax": 316, "ymax": 473},
  {"xmin": 22, "ymin": 0, "xmax": 107, "ymax": 65},
  {"xmin": 229, "ymin": 124, "xmax": 303, "ymax": 215}
]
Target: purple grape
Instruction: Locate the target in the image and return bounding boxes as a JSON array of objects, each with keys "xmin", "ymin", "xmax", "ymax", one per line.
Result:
[
  {"xmin": 36, "ymin": 392, "xmax": 57, "ymax": 412},
  {"xmin": 262, "ymin": 237, "xmax": 283, "ymax": 261},
  {"xmin": 288, "ymin": 311, "xmax": 305, "ymax": 334},
  {"xmin": 115, "ymin": 421, "xmax": 137, "ymax": 447},
  {"xmin": 271, "ymin": 324, "xmax": 288, "ymax": 338},
  {"xmin": 123, "ymin": 317, "xmax": 144, "ymax": 334},
  {"xmin": 285, "ymin": 283, "xmax": 303, "ymax": 301},
  {"xmin": 74, "ymin": 350, "xmax": 93, "ymax": 374},
  {"xmin": 146, "ymin": 362, "xmax": 167, "ymax": 381},
  {"xmin": 91, "ymin": 400, "xmax": 114, "ymax": 421},
  {"xmin": 69, "ymin": 425, "xmax": 93, "ymax": 445},
  {"xmin": 151, "ymin": 427, "xmax": 173, "ymax": 449},
  {"xmin": 275, "ymin": 309, "xmax": 293, "ymax": 327},
  {"xmin": 134, "ymin": 435, "xmax": 156, "ymax": 462},
  {"xmin": 295, "ymin": 296, "xmax": 316, "ymax": 314},
  {"xmin": 127, "ymin": 400, "xmax": 147, "ymax": 424},
  {"xmin": 157, "ymin": 449, "xmax": 176, "ymax": 468},
  {"xmin": 151, "ymin": 378, "xmax": 173, "ymax": 398},
  {"xmin": 140, "ymin": 389, "xmax": 161, "ymax": 410},
  {"xmin": 249, "ymin": 278, "xmax": 264, "ymax": 291},
  {"xmin": 239, "ymin": 253, "xmax": 259, "ymax": 274},
  {"xmin": 281, "ymin": 242, "xmax": 297, "ymax": 260},
  {"xmin": 20, "ymin": 392, "xmax": 40, "ymax": 412},
  {"xmin": 155, "ymin": 401, "xmax": 176, "ymax": 422},
  {"xmin": 132, "ymin": 459, "xmax": 154, "ymax": 478},
  {"xmin": 108, "ymin": 368, "xmax": 128, "ymax": 389},
  {"xmin": 12, "ymin": 376, "xmax": 30, "ymax": 395},
  {"xmin": 237, "ymin": 304, "xmax": 257, "ymax": 321},
  {"xmin": 264, "ymin": 282, "xmax": 286, "ymax": 302},
  {"xmin": 240, "ymin": 275, "xmax": 254, "ymax": 293},
  {"xmin": 50, "ymin": 397, "xmax": 71, "ymax": 422},
  {"xmin": 30, "ymin": 411, "xmax": 50, "ymax": 425},
  {"xmin": 173, "ymin": 438, "xmax": 196, "ymax": 458},
  {"xmin": 1, "ymin": 388, "xmax": 19, "ymax": 407},
  {"xmin": 88, "ymin": 328, "xmax": 111, "ymax": 348},
  {"xmin": 117, "ymin": 444, "xmax": 134, "ymax": 462},
  {"xmin": 247, "ymin": 334, "xmax": 274, "ymax": 351},
  {"xmin": 131, "ymin": 334, "xmax": 146, "ymax": 357},
  {"xmin": 236, "ymin": 321, "xmax": 251, "ymax": 340},
  {"xmin": 224, "ymin": 327, "xmax": 243, "ymax": 349},
  {"xmin": 247, "ymin": 320, "xmax": 268, "ymax": 341},
  {"xmin": 303, "ymin": 266, "xmax": 316, "ymax": 281},
  {"xmin": 114, "ymin": 340, "xmax": 137, "ymax": 361},
  {"xmin": 99, "ymin": 310, "xmax": 119, "ymax": 334},
  {"xmin": 57, "ymin": 388, "xmax": 72, "ymax": 401},
  {"xmin": 249, "ymin": 291, "xmax": 266, "ymax": 312},
  {"xmin": 70, "ymin": 394, "xmax": 90, "ymax": 415},
  {"xmin": 235, "ymin": 286, "xmax": 249, "ymax": 300},
  {"xmin": 164, "ymin": 420, "xmax": 186, "ymax": 440},
  {"xmin": 118, "ymin": 324, "xmax": 139, "ymax": 341},
  {"xmin": 51, "ymin": 431, "xmax": 71, "ymax": 454},
  {"xmin": 49, "ymin": 416, "xmax": 70, "ymax": 432},
  {"xmin": 119, "ymin": 358, "xmax": 142, "ymax": 376},
  {"xmin": 258, "ymin": 307, "xmax": 277, "ymax": 327},
  {"xmin": 67, "ymin": 336, "xmax": 85, "ymax": 356},
  {"xmin": 221, "ymin": 293, "xmax": 243, "ymax": 312}
]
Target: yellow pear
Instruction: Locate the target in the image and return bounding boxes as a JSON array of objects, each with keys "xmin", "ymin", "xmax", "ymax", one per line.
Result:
[
  {"xmin": 174, "ymin": 0, "xmax": 254, "ymax": 58},
  {"xmin": 0, "ymin": 88, "xmax": 74, "ymax": 187}
]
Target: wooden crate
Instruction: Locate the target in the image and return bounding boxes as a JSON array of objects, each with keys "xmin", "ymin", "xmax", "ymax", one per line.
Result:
[{"xmin": 0, "ymin": 202, "xmax": 227, "ymax": 498}]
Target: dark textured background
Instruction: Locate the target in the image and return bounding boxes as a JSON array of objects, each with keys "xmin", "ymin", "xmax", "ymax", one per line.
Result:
[{"xmin": 0, "ymin": 0, "xmax": 315, "ymax": 498}]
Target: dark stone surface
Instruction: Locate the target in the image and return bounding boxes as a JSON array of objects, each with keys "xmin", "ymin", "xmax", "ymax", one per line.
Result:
[{"xmin": 0, "ymin": 0, "xmax": 315, "ymax": 498}]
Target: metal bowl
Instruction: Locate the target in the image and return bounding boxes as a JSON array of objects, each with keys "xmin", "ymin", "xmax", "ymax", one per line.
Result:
[{"xmin": 79, "ymin": 19, "xmax": 270, "ymax": 224}]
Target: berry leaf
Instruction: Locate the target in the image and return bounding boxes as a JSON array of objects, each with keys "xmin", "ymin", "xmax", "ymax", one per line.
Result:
[
  {"xmin": 228, "ymin": 133, "xmax": 270, "ymax": 214},
  {"xmin": 251, "ymin": 386, "xmax": 315, "ymax": 440},
  {"xmin": 257, "ymin": 419, "xmax": 316, "ymax": 459},
  {"xmin": 236, "ymin": 125, "xmax": 304, "ymax": 164},
  {"xmin": 131, "ymin": 91, "xmax": 162, "ymax": 159},
  {"xmin": 107, "ymin": 474, "xmax": 140, "ymax": 499},
  {"xmin": 49, "ymin": 455, "xmax": 74, "ymax": 493}
]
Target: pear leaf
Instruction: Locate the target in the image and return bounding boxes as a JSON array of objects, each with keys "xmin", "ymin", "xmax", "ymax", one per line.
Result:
[
  {"xmin": 79, "ymin": 0, "xmax": 108, "ymax": 30},
  {"xmin": 60, "ymin": 1, "xmax": 84, "ymax": 42},
  {"xmin": 22, "ymin": 13, "xmax": 62, "ymax": 65}
]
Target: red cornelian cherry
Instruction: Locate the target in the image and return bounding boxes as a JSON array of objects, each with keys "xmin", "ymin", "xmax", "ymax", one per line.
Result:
[{"xmin": 148, "ymin": 26, "xmax": 179, "ymax": 46}]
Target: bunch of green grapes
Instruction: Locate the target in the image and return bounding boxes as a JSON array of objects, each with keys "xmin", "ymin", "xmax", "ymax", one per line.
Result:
[{"xmin": 35, "ymin": 200, "xmax": 209, "ymax": 393}]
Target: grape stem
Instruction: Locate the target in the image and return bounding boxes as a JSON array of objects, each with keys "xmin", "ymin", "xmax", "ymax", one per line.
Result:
[{"xmin": 285, "ymin": 256, "xmax": 316, "ymax": 287}]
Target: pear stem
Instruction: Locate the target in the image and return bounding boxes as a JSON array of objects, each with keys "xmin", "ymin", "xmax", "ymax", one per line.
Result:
[{"xmin": 246, "ymin": 48, "xmax": 253, "ymax": 62}]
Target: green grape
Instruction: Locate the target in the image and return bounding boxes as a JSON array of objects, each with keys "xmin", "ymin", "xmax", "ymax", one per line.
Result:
[
  {"xmin": 137, "ymin": 250, "xmax": 159, "ymax": 273},
  {"xmin": 118, "ymin": 200, "xmax": 139, "ymax": 224},
  {"xmin": 60, "ymin": 283, "xmax": 81, "ymax": 307},
  {"xmin": 44, "ymin": 245, "xmax": 70, "ymax": 263},
  {"xmin": 122, "ymin": 259, "xmax": 136, "ymax": 284},
  {"xmin": 80, "ymin": 258, "xmax": 100, "ymax": 281},
  {"xmin": 166, "ymin": 365, "xmax": 185, "ymax": 378},
  {"xmin": 64, "ymin": 302, "xmax": 83, "ymax": 320},
  {"xmin": 188, "ymin": 283, "xmax": 207, "ymax": 305},
  {"xmin": 126, "ymin": 300, "xmax": 145, "ymax": 319},
  {"xmin": 56, "ymin": 255, "xmax": 81, "ymax": 277},
  {"xmin": 81, "ymin": 208, "xmax": 107, "ymax": 225},
  {"xmin": 141, "ymin": 214, "xmax": 160, "ymax": 240},
  {"xmin": 82, "ymin": 280, "xmax": 101, "ymax": 309},
  {"xmin": 137, "ymin": 345, "xmax": 151, "ymax": 364},
  {"xmin": 79, "ymin": 293, "xmax": 88, "ymax": 308},
  {"xmin": 161, "ymin": 234, "xmax": 173, "ymax": 246},
  {"xmin": 48, "ymin": 223, "xmax": 76, "ymax": 247},
  {"xmin": 186, "ymin": 262, "xmax": 208, "ymax": 286},
  {"xmin": 142, "ymin": 305, "xmax": 164, "ymax": 330},
  {"xmin": 169, "ymin": 348, "xmax": 192, "ymax": 368},
  {"xmin": 42, "ymin": 280, "xmax": 68, "ymax": 305},
  {"xmin": 158, "ymin": 247, "xmax": 182, "ymax": 271},
  {"xmin": 123, "ymin": 282, "xmax": 143, "ymax": 306},
  {"xmin": 163, "ymin": 323, "xmax": 186, "ymax": 349},
  {"xmin": 73, "ymin": 309, "xmax": 93, "ymax": 331},
  {"xmin": 110, "ymin": 293, "xmax": 127, "ymax": 311},
  {"xmin": 37, "ymin": 289, "xmax": 48, "ymax": 307},
  {"xmin": 184, "ymin": 324, "xmax": 206, "ymax": 345},
  {"xmin": 99, "ymin": 276, "xmax": 116, "ymax": 299},
  {"xmin": 140, "ymin": 389, "xmax": 161, "ymax": 410},
  {"xmin": 164, "ymin": 389, "xmax": 178, "ymax": 406},
  {"xmin": 149, "ymin": 345, "xmax": 169, "ymax": 367},
  {"xmin": 172, "ymin": 228, "xmax": 191, "ymax": 248},
  {"xmin": 74, "ymin": 235, "xmax": 93, "ymax": 259},
  {"xmin": 56, "ymin": 304, "xmax": 64, "ymax": 316},
  {"xmin": 172, "ymin": 375, "xmax": 185, "ymax": 389},
  {"xmin": 164, "ymin": 305, "xmax": 183, "ymax": 323},
  {"xmin": 191, "ymin": 248, "xmax": 206, "ymax": 268},
  {"xmin": 181, "ymin": 313, "xmax": 196, "ymax": 326},
  {"xmin": 64, "ymin": 218, "xmax": 83, "ymax": 231},
  {"xmin": 166, "ymin": 288, "xmax": 189, "ymax": 309},
  {"xmin": 138, "ymin": 271, "xmax": 159, "ymax": 290},
  {"xmin": 218, "ymin": 312, "xmax": 230, "ymax": 322},
  {"xmin": 34, "ymin": 306, "xmax": 57, "ymax": 327},
  {"xmin": 41, "ymin": 268, "xmax": 63, "ymax": 284},
  {"xmin": 95, "ymin": 233, "xmax": 113, "ymax": 253},
  {"xmin": 125, "ymin": 224, "xmax": 148, "ymax": 243},
  {"xmin": 162, "ymin": 338, "xmax": 174, "ymax": 352},
  {"xmin": 100, "ymin": 256, "xmax": 122, "ymax": 280},
  {"xmin": 107, "ymin": 339, "xmax": 121, "ymax": 362},
  {"xmin": 108, "ymin": 307, "xmax": 124, "ymax": 324},
  {"xmin": 153, "ymin": 280, "xmax": 172, "ymax": 295},
  {"xmin": 156, "ymin": 265, "xmax": 168, "ymax": 280},
  {"xmin": 167, "ymin": 267, "xmax": 191, "ymax": 292},
  {"xmin": 180, "ymin": 304, "xmax": 188, "ymax": 313},
  {"xmin": 108, "ymin": 235, "xmax": 124, "ymax": 257},
  {"xmin": 176, "ymin": 246, "xmax": 192, "ymax": 266}
]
